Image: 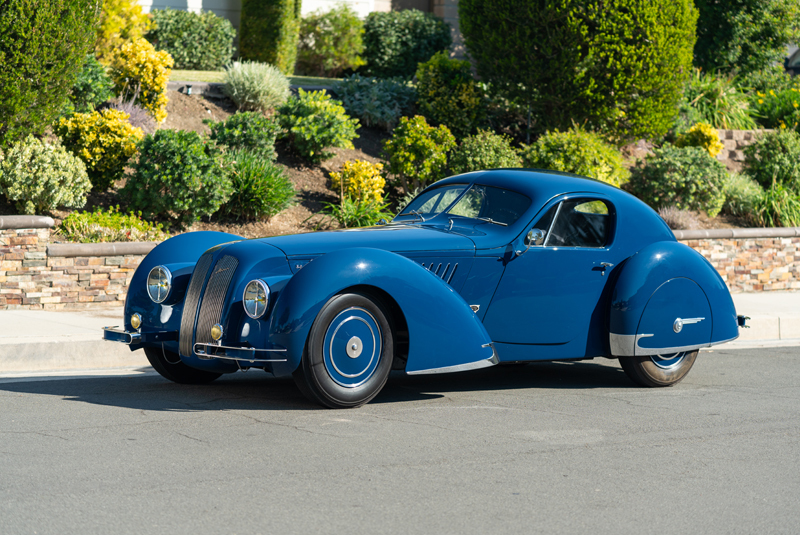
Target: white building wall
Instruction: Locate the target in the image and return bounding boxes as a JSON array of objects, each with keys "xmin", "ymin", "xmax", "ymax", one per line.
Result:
[
  {"xmin": 138, "ymin": 0, "xmax": 242, "ymax": 32},
  {"xmin": 301, "ymin": 0, "xmax": 389, "ymax": 17}
]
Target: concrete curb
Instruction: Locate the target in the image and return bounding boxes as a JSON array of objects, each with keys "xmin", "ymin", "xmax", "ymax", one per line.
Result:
[
  {"xmin": 167, "ymin": 81, "xmax": 336, "ymax": 99},
  {"xmin": 673, "ymin": 227, "xmax": 800, "ymax": 240},
  {"xmin": 0, "ymin": 340, "xmax": 148, "ymax": 373},
  {"xmin": 0, "ymin": 215, "xmax": 54, "ymax": 229}
]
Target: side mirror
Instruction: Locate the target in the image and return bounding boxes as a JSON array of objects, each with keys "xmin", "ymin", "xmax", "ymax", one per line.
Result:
[{"xmin": 517, "ymin": 228, "xmax": 546, "ymax": 256}]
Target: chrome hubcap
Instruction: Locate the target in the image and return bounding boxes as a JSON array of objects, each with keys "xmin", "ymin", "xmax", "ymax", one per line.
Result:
[
  {"xmin": 323, "ymin": 307, "xmax": 381, "ymax": 388},
  {"xmin": 650, "ymin": 351, "xmax": 687, "ymax": 370}
]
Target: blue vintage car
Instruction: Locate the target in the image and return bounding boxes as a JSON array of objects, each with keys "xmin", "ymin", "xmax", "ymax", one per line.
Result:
[{"xmin": 104, "ymin": 169, "xmax": 745, "ymax": 408}]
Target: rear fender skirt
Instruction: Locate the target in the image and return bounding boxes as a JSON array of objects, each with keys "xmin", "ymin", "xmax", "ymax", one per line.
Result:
[
  {"xmin": 267, "ymin": 247, "xmax": 495, "ymax": 377},
  {"xmin": 609, "ymin": 241, "xmax": 739, "ymax": 356}
]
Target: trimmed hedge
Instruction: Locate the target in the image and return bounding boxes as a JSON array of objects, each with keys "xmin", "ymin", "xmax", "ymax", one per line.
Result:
[
  {"xmin": 146, "ymin": 9, "xmax": 236, "ymax": 71},
  {"xmin": 362, "ymin": 9, "xmax": 451, "ymax": 78},
  {"xmin": 240, "ymin": 0, "xmax": 302, "ymax": 75}
]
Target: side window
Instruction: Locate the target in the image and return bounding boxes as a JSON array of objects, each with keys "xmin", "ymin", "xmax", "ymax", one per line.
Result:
[{"xmin": 545, "ymin": 199, "xmax": 612, "ymax": 248}]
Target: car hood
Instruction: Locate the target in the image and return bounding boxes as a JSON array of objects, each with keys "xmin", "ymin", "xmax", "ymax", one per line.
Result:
[{"xmin": 255, "ymin": 225, "xmax": 476, "ymax": 257}]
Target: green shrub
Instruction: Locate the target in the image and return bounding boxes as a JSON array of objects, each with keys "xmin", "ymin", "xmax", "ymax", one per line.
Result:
[
  {"xmin": 322, "ymin": 196, "xmax": 392, "ymax": 229},
  {"xmin": 722, "ymin": 173, "xmax": 763, "ymax": 217},
  {"xmin": 56, "ymin": 206, "xmax": 169, "ymax": 243},
  {"xmin": 297, "ymin": 5, "xmax": 365, "ymax": 77},
  {"xmin": 0, "ymin": 0, "xmax": 100, "ymax": 147},
  {"xmin": 383, "ymin": 115, "xmax": 456, "ymax": 194},
  {"xmin": 278, "ymin": 89, "xmax": 360, "ymax": 163},
  {"xmin": 239, "ymin": 0, "xmax": 302, "ymax": 75},
  {"xmin": 519, "ymin": 127, "xmax": 629, "ymax": 188},
  {"xmin": 56, "ymin": 109, "xmax": 144, "ymax": 191},
  {"xmin": 122, "ymin": 130, "xmax": 233, "ymax": 228},
  {"xmin": 694, "ymin": 0, "xmax": 800, "ymax": 76},
  {"xmin": 743, "ymin": 129, "xmax": 800, "ymax": 192},
  {"xmin": 449, "ymin": 130, "xmax": 521, "ymax": 175},
  {"xmin": 675, "ymin": 122, "xmax": 724, "ymax": 157},
  {"xmin": 96, "ymin": 0, "xmax": 152, "ymax": 63},
  {"xmin": 330, "ymin": 160, "xmax": 386, "ymax": 205},
  {"xmin": 750, "ymin": 85, "xmax": 800, "ymax": 131},
  {"xmin": 752, "ymin": 182, "xmax": 800, "ymax": 227},
  {"xmin": 683, "ymin": 69, "xmax": 757, "ymax": 130},
  {"xmin": 0, "ymin": 136, "xmax": 91, "ymax": 215},
  {"xmin": 415, "ymin": 52, "xmax": 484, "ymax": 139},
  {"xmin": 65, "ymin": 54, "xmax": 114, "ymax": 115},
  {"xmin": 222, "ymin": 150, "xmax": 295, "ymax": 221},
  {"xmin": 334, "ymin": 75, "xmax": 417, "ymax": 131},
  {"xmin": 146, "ymin": 9, "xmax": 235, "ymax": 71},
  {"xmin": 223, "ymin": 61, "xmax": 291, "ymax": 113},
  {"xmin": 205, "ymin": 112, "xmax": 281, "ymax": 160},
  {"xmin": 628, "ymin": 144, "xmax": 727, "ymax": 217},
  {"xmin": 109, "ymin": 37, "xmax": 174, "ymax": 123},
  {"xmin": 362, "ymin": 9, "xmax": 451, "ymax": 78},
  {"xmin": 737, "ymin": 65, "xmax": 795, "ymax": 96},
  {"xmin": 459, "ymin": 0, "xmax": 697, "ymax": 143}
]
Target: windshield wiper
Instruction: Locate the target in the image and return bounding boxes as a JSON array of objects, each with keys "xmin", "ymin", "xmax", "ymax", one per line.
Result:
[
  {"xmin": 476, "ymin": 217, "xmax": 508, "ymax": 226},
  {"xmin": 408, "ymin": 210, "xmax": 427, "ymax": 222}
]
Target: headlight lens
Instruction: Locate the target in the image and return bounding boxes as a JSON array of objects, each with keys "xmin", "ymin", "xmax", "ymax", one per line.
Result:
[
  {"xmin": 147, "ymin": 265, "xmax": 172, "ymax": 303},
  {"xmin": 243, "ymin": 280, "xmax": 269, "ymax": 319}
]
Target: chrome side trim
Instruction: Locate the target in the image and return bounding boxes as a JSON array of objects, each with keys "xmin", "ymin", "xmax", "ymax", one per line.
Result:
[
  {"xmin": 103, "ymin": 326, "xmax": 177, "ymax": 345},
  {"xmin": 193, "ymin": 342, "xmax": 288, "ymax": 363},
  {"xmin": 407, "ymin": 344, "xmax": 499, "ymax": 375},
  {"xmin": 609, "ymin": 332, "xmax": 741, "ymax": 357}
]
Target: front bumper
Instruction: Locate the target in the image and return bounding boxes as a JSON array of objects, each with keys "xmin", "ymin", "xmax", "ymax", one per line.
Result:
[
  {"xmin": 103, "ymin": 326, "xmax": 177, "ymax": 345},
  {"xmin": 194, "ymin": 343, "xmax": 287, "ymax": 364}
]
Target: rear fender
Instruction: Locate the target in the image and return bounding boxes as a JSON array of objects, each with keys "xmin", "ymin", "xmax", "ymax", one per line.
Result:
[
  {"xmin": 267, "ymin": 248, "xmax": 495, "ymax": 377},
  {"xmin": 609, "ymin": 241, "xmax": 738, "ymax": 356}
]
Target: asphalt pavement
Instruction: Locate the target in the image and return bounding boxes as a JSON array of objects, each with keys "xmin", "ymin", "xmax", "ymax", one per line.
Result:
[{"xmin": 0, "ymin": 291, "xmax": 797, "ymax": 376}]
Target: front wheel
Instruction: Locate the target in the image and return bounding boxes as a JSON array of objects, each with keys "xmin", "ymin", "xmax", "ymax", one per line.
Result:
[
  {"xmin": 294, "ymin": 292, "xmax": 394, "ymax": 409},
  {"xmin": 619, "ymin": 350, "xmax": 698, "ymax": 387},
  {"xmin": 144, "ymin": 346, "xmax": 222, "ymax": 385}
]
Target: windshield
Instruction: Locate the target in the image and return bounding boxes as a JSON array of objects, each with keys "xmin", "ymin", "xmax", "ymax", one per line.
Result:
[
  {"xmin": 448, "ymin": 185, "xmax": 531, "ymax": 226},
  {"xmin": 396, "ymin": 185, "xmax": 467, "ymax": 220}
]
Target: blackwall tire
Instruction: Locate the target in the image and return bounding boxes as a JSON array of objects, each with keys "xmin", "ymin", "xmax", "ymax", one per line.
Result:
[{"xmin": 144, "ymin": 346, "xmax": 222, "ymax": 385}]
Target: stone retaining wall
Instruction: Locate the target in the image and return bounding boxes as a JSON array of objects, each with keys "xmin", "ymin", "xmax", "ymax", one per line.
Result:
[{"xmin": 1, "ymin": 219, "xmax": 798, "ymax": 310}]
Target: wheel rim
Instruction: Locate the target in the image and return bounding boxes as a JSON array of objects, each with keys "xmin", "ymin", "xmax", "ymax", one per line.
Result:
[
  {"xmin": 323, "ymin": 306, "xmax": 382, "ymax": 388},
  {"xmin": 649, "ymin": 351, "xmax": 688, "ymax": 370}
]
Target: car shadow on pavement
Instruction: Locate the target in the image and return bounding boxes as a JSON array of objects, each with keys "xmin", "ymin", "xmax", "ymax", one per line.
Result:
[{"xmin": 0, "ymin": 359, "xmax": 632, "ymax": 411}]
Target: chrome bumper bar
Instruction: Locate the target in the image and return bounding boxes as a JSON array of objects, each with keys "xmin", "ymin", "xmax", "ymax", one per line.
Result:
[
  {"xmin": 193, "ymin": 343, "xmax": 288, "ymax": 363},
  {"xmin": 103, "ymin": 326, "xmax": 178, "ymax": 345}
]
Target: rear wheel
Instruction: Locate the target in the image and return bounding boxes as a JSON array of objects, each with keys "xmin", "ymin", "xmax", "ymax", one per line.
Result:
[
  {"xmin": 619, "ymin": 350, "xmax": 698, "ymax": 387},
  {"xmin": 293, "ymin": 292, "xmax": 394, "ymax": 409},
  {"xmin": 144, "ymin": 346, "xmax": 222, "ymax": 385}
]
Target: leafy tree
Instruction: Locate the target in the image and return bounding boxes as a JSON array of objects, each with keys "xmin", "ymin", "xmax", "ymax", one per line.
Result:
[
  {"xmin": 694, "ymin": 0, "xmax": 800, "ymax": 76},
  {"xmin": 459, "ymin": 0, "xmax": 697, "ymax": 144},
  {"xmin": 0, "ymin": 0, "xmax": 101, "ymax": 147},
  {"xmin": 296, "ymin": 4, "xmax": 365, "ymax": 77}
]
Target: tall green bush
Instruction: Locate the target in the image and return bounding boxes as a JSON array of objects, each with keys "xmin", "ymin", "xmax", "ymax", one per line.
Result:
[
  {"xmin": 383, "ymin": 115, "xmax": 456, "ymax": 194},
  {"xmin": 122, "ymin": 130, "xmax": 233, "ymax": 228},
  {"xmin": 65, "ymin": 54, "xmax": 114, "ymax": 115},
  {"xmin": 362, "ymin": 10, "xmax": 451, "ymax": 78},
  {"xmin": 416, "ymin": 52, "xmax": 484, "ymax": 139},
  {"xmin": 146, "ymin": 9, "xmax": 236, "ymax": 71},
  {"xmin": 240, "ymin": 0, "xmax": 302, "ymax": 75},
  {"xmin": 694, "ymin": 0, "xmax": 800, "ymax": 76},
  {"xmin": 296, "ymin": 4, "xmax": 365, "ymax": 77},
  {"xmin": 459, "ymin": 0, "xmax": 698, "ymax": 144},
  {"xmin": 0, "ymin": 0, "xmax": 101, "ymax": 147}
]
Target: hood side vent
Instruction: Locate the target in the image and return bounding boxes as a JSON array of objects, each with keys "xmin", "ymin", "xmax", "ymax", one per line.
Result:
[
  {"xmin": 421, "ymin": 262, "xmax": 458, "ymax": 284},
  {"xmin": 179, "ymin": 253, "xmax": 215, "ymax": 357}
]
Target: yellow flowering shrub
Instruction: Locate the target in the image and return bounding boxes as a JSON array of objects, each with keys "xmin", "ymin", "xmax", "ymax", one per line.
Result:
[
  {"xmin": 752, "ymin": 82, "xmax": 800, "ymax": 131},
  {"xmin": 675, "ymin": 122, "xmax": 724, "ymax": 158},
  {"xmin": 56, "ymin": 109, "xmax": 143, "ymax": 191},
  {"xmin": 110, "ymin": 38, "xmax": 173, "ymax": 123},
  {"xmin": 330, "ymin": 160, "xmax": 386, "ymax": 204},
  {"xmin": 96, "ymin": 0, "xmax": 153, "ymax": 64}
]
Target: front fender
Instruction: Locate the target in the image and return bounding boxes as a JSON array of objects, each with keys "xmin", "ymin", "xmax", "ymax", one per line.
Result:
[
  {"xmin": 267, "ymin": 248, "xmax": 495, "ymax": 377},
  {"xmin": 609, "ymin": 241, "xmax": 738, "ymax": 356}
]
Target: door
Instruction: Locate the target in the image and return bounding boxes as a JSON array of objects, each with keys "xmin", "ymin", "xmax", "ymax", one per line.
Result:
[{"xmin": 482, "ymin": 197, "xmax": 619, "ymax": 360}]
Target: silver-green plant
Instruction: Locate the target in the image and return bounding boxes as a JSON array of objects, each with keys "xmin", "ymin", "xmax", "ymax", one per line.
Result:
[
  {"xmin": 223, "ymin": 60, "xmax": 291, "ymax": 112},
  {"xmin": 334, "ymin": 75, "xmax": 417, "ymax": 130},
  {"xmin": 722, "ymin": 173, "xmax": 763, "ymax": 217},
  {"xmin": 0, "ymin": 136, "xmax": 91, "ymax": 215}
]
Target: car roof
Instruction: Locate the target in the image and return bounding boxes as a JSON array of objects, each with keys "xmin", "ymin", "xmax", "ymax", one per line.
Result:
[{"xmin": 431, "ymin": 168, "xmax": 625, "ymax": 202}]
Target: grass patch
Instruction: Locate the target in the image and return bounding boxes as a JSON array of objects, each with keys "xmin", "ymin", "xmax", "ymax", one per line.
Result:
[{"xmin": 169, "ymin": 70, "xmax": 340, "ymax": 87}]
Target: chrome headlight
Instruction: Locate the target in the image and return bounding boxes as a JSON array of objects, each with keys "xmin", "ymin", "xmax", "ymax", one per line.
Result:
[
  {"xmin": 243, "ymin": 280, "xmax": 269, "ymax": 319},
  {"xmin": 147, "ymin": 265, "xmax": 172, "ymax": 303}
]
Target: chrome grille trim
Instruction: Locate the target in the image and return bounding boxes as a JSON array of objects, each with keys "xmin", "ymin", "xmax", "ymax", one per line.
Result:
[
  {"xmin": 196, "ymin": 255, "xmax": 239, "ymax": 353},
  {"xmin": 179, "ymin": 253, "xmax": 214, "ymax": 357},
  {"xmin": 420, "ymin": 262, "xmax": 458, "ymax": 284}
]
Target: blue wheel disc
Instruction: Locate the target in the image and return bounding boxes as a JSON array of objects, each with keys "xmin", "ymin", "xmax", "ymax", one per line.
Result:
[
  {"xmin": 322, "ymin": 306, "xmax": 382, "ymax": 388},
  {"xmin": 650, "ymin": 352, "xmax": 687, "ymax": 370}
]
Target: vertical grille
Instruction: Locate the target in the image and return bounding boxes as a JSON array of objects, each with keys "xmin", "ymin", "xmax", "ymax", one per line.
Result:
[
  {"xmin": 195, "ymin": 255, "xmax": 239, "ymax": 347},
  {"xmin": 179, "ymin": 253, "xmax": 214, "ymax": 357}
]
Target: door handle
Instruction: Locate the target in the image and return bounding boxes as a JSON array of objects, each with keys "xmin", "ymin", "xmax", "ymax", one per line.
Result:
[{"xmin": 598, "ymin": 262, "xmax": 614, "ymax": 276}]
